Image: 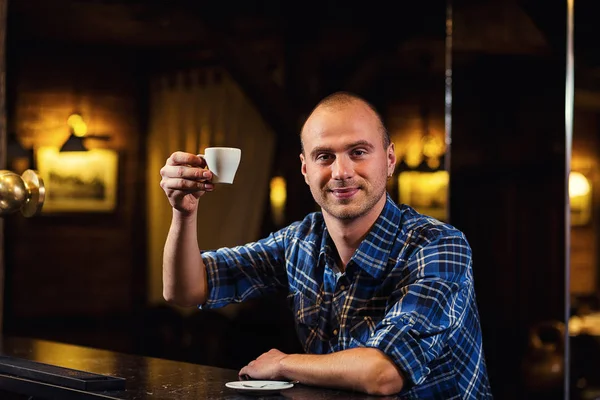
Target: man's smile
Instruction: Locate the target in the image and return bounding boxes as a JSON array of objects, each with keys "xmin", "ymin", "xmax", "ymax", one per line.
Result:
[{"xmin": 329, "ymin": 187, "xmax": 360, "ymax": 199}]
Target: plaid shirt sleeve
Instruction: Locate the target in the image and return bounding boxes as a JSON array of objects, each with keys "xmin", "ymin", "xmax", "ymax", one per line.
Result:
[
  {"xmin": 365, "ymin": 233, "xmax": 472, "ymax": 387},
  {"xmin": 200, "ymin": 229, "xmax": 289, "ymax": 309}
]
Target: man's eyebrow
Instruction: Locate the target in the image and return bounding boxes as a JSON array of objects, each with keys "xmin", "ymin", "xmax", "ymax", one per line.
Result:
[
  {"xmin": 310, "ymin": 140, "xmax": 374, "ymax": 158},
  {"xmin": 345, "ymin": 140, "xmax": 374, "ymax": 150}
]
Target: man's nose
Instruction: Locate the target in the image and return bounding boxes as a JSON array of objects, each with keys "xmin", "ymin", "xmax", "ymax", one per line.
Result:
[{"xmin": 332, "ymin": 156, "xmax": 353, "ymax": 180}]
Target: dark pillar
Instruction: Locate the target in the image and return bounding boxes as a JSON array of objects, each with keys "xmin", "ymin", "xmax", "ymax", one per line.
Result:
[
  {"xmin": 450, "ymin": 3, "xmax": 567, "ymax": 399},
  {"xmin": 0, "ymin": 0, "xmax": 8, "ymax": 335}
]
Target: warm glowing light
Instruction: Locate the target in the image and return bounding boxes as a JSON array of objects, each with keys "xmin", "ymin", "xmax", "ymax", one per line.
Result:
[
  {"xmin": 67, "ymin": 114, "xmax": 83, "ymax": 127},
  {"xmin": 33, "ymin": 340, "xmax": 115, "ymax": 372},
  {"xmin": 73, "ymin": 123, "xmax": 88, "ymax": 137},
  {"xmin": 404, "ymin": 141, "xmax": 423, "ymax": 168},
  {"xmin": 422, "ymin": 135, "xmax": 445, "ymax": 159},
  {"xmin": 569, "ymin": 171, "xmax": 592, "ymax": 226},
  {"xmin": 67, "ymin": 114, "xmax": 88, "ymax": 137},
  {"xmin": 270, "ymin": 176, "xmax": 287, "ymax": 225},
  {"xmin": 400, "ymin": 130, "xmax": 446, "ymax": 170},
  {"xmin": 569, "ymin": 171, "xmax": 591, "ymax": 198},
  {"xmin": 398, "ymin": 170, "xmax": 449, "ymax": 221},
  {"xmin": 427, "ymin": 157, "xmax": 441, "ymax": 170},
  {"xmin": 270, "ymin": 176, "xmax": 287, "ymax": 208}
]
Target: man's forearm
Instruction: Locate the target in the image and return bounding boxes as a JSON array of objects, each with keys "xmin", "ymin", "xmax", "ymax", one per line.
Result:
[
  {"xmin": 279, "ymin": 348, "xmax": 404, "ymax": 396},
  {"xmin": 162, "ymin": 209, "xmax": 207, "ymax": 306}
]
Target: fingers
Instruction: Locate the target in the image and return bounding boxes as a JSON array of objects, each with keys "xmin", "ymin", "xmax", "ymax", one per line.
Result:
[
  {"xmin": 160, "ymin": 152, "xmax": 215, "ymax": 211},
  {"xmin": 166, "ymin": 151, "xmax": 207, "ymax": 167},
  {"xmin": 238, "ymin": 360, "xmax": 256, "ymax": 377},
  {"xmin": 160, "ymin": 164, "xmax": 212, "ymax": 181},
  {"xmin": 160, "ymin": 178, "xmax": 214, "ymax": 192}
]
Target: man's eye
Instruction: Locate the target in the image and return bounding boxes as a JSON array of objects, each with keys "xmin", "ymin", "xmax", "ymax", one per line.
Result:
[
  {"xmin": 352, "ymin": 149, "xmax": 366, "ymax": 156},
  {"xmin": 316, "ymin": 154, "xmax": 332, "ymax": 161}
]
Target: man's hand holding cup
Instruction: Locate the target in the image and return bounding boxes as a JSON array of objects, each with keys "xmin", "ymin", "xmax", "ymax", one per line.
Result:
[{"xmin": 160, "ymin": 147, "xmax": 241, "ymax": 216}]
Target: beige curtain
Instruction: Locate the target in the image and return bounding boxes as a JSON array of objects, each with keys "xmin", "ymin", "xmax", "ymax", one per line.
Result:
[{"xmin": 146, "ymin": 69, "xmax": 275, "ymax": 305}]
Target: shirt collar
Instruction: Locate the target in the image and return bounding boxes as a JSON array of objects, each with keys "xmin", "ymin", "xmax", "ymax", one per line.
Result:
[
  {"xmin": 318, "ymin": 224, "xmax": 336, "ymax": 270},
  {"xmin": 318, "ymin": 193, "xmax": 402, "ymax": 279},
  {"xmin": 352, "ymin": 193, "xmax": 402, "ymax": 278}
]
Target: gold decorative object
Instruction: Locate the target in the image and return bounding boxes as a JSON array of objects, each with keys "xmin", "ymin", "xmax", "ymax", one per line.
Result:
[{"xmin": 0, "ymin": 169, "xmax": 45, "ymax": 217}]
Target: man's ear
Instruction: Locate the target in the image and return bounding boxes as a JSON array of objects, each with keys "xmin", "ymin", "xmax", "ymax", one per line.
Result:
[
  {"xmin": 387, "ymin": 143, "xmax": 396, "ymax": 177},
  {"xmin": 299, "ymin": 153, "xmax": 309, "ymax": 184}
]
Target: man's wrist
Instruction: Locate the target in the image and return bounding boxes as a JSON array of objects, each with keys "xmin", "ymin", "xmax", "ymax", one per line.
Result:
[
  {"xmin": 278, "ymin": 353, "xmax": 294, "ymax": 379},
  {"xmin": 172, "ymin": 208, "xmax": 198, "ymax": 226}
]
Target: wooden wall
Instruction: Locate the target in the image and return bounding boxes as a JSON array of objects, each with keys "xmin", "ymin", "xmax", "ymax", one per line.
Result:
[{"xmin": 3, "ymin": 41, "xmax": 148, "ymax": 351}]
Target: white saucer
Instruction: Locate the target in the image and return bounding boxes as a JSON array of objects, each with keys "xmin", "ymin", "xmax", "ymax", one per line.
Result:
[{"xmin": 225, "ymin": 380, "xmax": 295, "ymax": 395}]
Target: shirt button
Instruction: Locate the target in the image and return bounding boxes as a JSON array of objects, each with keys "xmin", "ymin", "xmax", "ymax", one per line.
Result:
[
  {"xmin": 333, "ymin": 329, "xmax": 338, "ymax": 335},
  {"xmin": 339, "ymin": 285, "xmax": 345, "ymax": 291}
]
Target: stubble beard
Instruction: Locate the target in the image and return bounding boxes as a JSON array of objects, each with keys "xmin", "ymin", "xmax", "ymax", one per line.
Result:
[{"xmin": 313, "ymin": 182, "xmax": 387, "ymax": 221}]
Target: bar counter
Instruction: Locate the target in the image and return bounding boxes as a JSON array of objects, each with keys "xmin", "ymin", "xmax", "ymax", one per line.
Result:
[{"xmin": 0, "ymin": 337, "xmax": 403, "ymax": 399}]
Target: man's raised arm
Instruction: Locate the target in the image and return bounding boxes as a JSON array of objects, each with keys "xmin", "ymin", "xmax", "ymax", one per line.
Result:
[{"xmin": 160, "ymin": 151, "xmax": 214, "ymax": 307}]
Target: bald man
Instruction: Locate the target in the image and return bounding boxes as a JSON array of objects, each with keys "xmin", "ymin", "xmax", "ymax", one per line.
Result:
[{"xmin": 160, "ymin": 92, "xmax": 492, "ymax": 398}]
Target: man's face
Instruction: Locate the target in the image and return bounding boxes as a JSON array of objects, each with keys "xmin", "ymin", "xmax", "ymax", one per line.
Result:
[{"xmin": 300, "ymin": 101, "xmax": 396, "ymax": 221}]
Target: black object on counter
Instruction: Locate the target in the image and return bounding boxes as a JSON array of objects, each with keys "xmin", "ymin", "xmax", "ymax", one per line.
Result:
[{"xmin": 0, "ymin": 355, "xmax": 126, "ymax": 391}]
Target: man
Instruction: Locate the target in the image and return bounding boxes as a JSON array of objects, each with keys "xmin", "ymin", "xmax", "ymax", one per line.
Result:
[{"xmin": 160, "ymin": 92, "xmax": 492, "ymax": 398}]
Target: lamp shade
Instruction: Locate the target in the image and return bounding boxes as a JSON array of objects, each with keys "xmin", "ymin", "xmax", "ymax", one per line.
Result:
[{"xmin": 59, "ymin": 134, "xmax": 87, "ymax": 152}]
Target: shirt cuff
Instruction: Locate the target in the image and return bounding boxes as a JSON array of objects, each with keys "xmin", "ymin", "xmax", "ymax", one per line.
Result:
[
  {"xmin": 197, "ymin": 253, "xmax": 221, "ymax": 309},
  {"xmin": 366, "ymin": 318, "xmax": 431, "ymax": 386}
]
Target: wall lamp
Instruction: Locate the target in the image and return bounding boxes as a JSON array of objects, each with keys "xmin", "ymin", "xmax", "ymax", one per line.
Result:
[
  {"xmin": 569, "ymin": 171, "xmax": 592, "ymax": 226},
  {"xmin": 270, "ymin": 176, "xmax": 287, "ymax": 226},
  {"xmin": 60, "ymin": 113, "xmax": 110, "ymax": 152}
]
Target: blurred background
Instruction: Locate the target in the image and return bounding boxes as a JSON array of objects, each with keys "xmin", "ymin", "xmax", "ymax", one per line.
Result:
[{"xmin": 1, "ymin": 0, "xmax": 598, "ymax": 399}]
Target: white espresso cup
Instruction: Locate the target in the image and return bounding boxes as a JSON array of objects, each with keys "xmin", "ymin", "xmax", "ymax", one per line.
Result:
[{"xmin": 198, "ymin": 147, "xmax": 242, "ymax": 184}]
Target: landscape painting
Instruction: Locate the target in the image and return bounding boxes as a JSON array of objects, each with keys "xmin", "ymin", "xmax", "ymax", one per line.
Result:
[{"xmin": 36, "ymin": 147, "xmax": 118, "ymax": 213}]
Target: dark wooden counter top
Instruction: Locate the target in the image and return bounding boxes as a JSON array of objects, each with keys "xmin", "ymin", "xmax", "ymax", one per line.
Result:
[{"xmin": 0, "ymin": 337, "xmax": 402, "ymax": 399}]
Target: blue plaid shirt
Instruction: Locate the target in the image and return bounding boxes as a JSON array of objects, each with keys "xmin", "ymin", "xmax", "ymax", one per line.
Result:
[{"xmin": 201, "ymin": 194, "xmax": 492, "ymax": 399}]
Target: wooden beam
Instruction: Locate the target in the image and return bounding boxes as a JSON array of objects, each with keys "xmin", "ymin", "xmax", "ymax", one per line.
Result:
[
  {"xmin": 198, "ymin": 20, "xmax": 301, "ymax": 148},
  {"xmin": 517, "ymin": 0, "xmax": 564, "ymax": 54},
  {"xmin": 340, "ymin": 9, "xmax": 444, "ymax": 95}
]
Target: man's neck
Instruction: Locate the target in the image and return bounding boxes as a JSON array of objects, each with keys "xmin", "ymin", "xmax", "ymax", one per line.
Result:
[{"xmin": 323, "ymin": 195, "xmax": 387, "ymax": 271}]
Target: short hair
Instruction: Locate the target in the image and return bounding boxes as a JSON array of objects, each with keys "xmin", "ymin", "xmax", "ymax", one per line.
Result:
[{"xmin": 300, "ymin": 91, "xmax": 390, "ymax": 153}]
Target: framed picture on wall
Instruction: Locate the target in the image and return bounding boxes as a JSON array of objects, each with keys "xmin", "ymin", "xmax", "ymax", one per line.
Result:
[
  {"xmin": 398, "ymin": 170, "xmax": 449, "ymax": 222},
  {"xmin": 36, "ymin": 146, "xmax": 118, "ymax": 213}
]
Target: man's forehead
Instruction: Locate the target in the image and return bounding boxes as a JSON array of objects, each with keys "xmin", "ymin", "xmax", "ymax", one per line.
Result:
[{"xmin": 303, "ymin": 102, "xmax": 375, "ymax": 134}]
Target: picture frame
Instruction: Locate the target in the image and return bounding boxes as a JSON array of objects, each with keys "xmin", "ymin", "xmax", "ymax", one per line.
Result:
[
  {"xmin": 398, "ymin": 170, "xmax": 449, "ymax": 222},
  {"xmin": 36, "ymin": 146, "xmax": 119, "ymax": 213}
]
